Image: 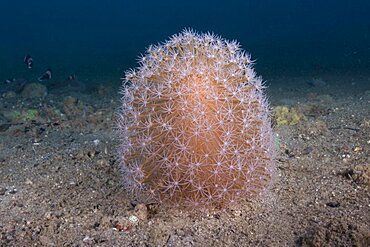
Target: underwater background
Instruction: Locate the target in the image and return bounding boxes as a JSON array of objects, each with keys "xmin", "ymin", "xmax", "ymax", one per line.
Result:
[
  {"xmin": 0, "ymin": 0, "xmax": 369, "ymax": 85},
  {"xmin": 1, "ymin": 1, "xmax": 370, "ymax": 246}
]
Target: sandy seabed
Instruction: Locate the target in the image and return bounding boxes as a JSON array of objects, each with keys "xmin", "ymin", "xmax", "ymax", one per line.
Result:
[{"xmin": 0, "ymin": 74, "xmax": 369, "ymax": 246}]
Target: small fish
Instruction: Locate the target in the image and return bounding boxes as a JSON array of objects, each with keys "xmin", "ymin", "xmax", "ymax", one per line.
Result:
[
  {"xmin": 0, "ymin": 78, "xmax": 27, "ymax": 94},
  {"xmin": 4, "ymin": 78, "xmax": 15, "ymax": 84},
  {"xmin": 38, "ymin": 68, "xmax": 52, "ymax": 82},
  {"xmin": 24, "ymin": 55, "xmax": 33, "ymax": 69},
  {"xmin": 67, "ymin": 74, "xmax": 76, "ymax": 81}
]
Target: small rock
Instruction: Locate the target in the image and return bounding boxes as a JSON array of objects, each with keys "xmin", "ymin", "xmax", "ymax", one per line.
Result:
[
  {"xmin": 8, "ymin": 187, "xmax": 17, "ymax": 194},
  {"xmin": 307, "ymin": 77, "xmax": 327, "ymax": 87},
  {"xmin": 75, "ymin": 151, "xmax": 85, "ymax": 160},
  {"xmin": 87, "ymin": 150, "xmax": 96, "ymax": 158},
  {"xmin": 97, "ymin": 85, "xmax": 112, "ymax": 95},
  {"xmin": 362, "ymin": 90, "xmax": 370, "ymax": 101},
  {"xmin": 353, "ymin": 164, "xmax": 370, "ymax": 187},
  {"xmin": 39, "ymin": 235, "xmax": 54, "ymax": 246},
  {"xmin": 0, "ymin": 78, "xmax": 27, "ymax": 94},
  {"xmin": 44, "ymin": 211, "xmax": 53, "ymax": 220},
  {"xmin": 326, "ymin": 201, "xmax": 340, "ymax": 208},
  {"xmin": 128, "ymin": 215, "xmax": 139, "ymax": 224},
  {"xmin": 100, "ymin": 215, "xmax": 113, "ymax": 228},
  {"xmin": 0, "ymin": 187, "xmax": 7, "ymax": 195},
  {"xmin": 2, "ymin": 91, "xmax": 16, "ymax": 98},
  {"xmin": 63, "ymin": 96, "xmax": 78, "ymax": 108},
  {"xmin": 21, "ymin": 83, "xmax": 47, "ymax": 99},
  {"xmin": 301, "ymin": 146, "xmax": 313, "ymax": 155},
  {"xmin": 353, "ymin": 146, "xmax": 363, "ymax": 152},
  {"xmin": 134, "ymin": 203, "xmax": 148, "ymax": 221},
  {"xmin": 0, "ymin": 123, "xmax": 11, "ymax": 132},
  {"xmin": 63, "ymin": 96, "xmax": 80, "ymax": 117},
  {"xmin": 25, "ymin": 178, "xmax": 33, "ymax": 185},
  {"xmin": 83, "ymin": 236, "xmax": 94, "ymax": 244}
]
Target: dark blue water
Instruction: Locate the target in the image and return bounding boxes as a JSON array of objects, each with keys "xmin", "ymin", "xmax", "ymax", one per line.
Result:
[{"xmin": 0, "ymin": 0, "xmax": 369, "ymax": 84}]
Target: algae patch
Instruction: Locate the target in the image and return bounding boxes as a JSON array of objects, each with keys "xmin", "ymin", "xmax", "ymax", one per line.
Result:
[
  {"xmin": 9, "ymin": 109, "xmax": 39, "ymax": 122},
  {"xmin": 273, "ymin": 106, "xmax": 305, "ymax": 126}
]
